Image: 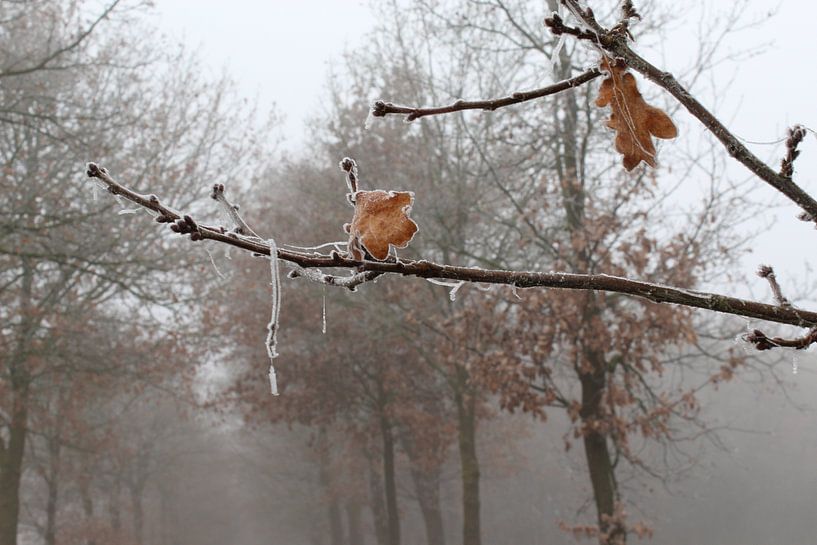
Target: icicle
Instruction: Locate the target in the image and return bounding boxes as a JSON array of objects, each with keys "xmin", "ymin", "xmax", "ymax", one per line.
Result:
[
  {"xmin": 449, "ymin": 281, "xmax": 464, "ymax": 302},
  {"xmin": 321, "ymin": 286, "xmax": 327, "ymax": 334},
  {"xmin": 425, "ymin": 278, "xmax": 465, "ymax": 301},
  {"xmin": 265, "ymin": 238, "xmax": 282, "ymax": 396},
  {"xmin": 792, "ymin": 354, "xmax": 799, "ymax": 375},
  {"xmin": 511, "ymin": 284, "xmax": 522, "ymax": 300},
  {"xmin": 426, "ymin": 278, "xmax": 461, "ymax": 287},
  {"xmin": 364, "ymin": 108, "xmax": 376, "ymax": 130},
  {"xmin": 268, "ymin": 366, "xmax": 278, "ymax": 396},
  {"xmin": 117, "ymin": 208, "xmax": 140, "ymax": 215},
  {"xmin": 548, "ymin": 33, "xmax": 567, "ymax": 78}
]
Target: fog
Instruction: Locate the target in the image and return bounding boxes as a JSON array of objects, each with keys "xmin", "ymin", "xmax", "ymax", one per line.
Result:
[{"xmin": 2, "ymin": 1, "xmax": 816, "ymax": 545}]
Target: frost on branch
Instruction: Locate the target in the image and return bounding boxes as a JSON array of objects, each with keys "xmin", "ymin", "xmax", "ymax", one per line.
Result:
[
  {"xmin": 595, "ymin": 57, "xmax": 677, "ymax": 170},
  {"xmin": 266, "ymin": 238, "xmax": 282, "ymax": 396}
]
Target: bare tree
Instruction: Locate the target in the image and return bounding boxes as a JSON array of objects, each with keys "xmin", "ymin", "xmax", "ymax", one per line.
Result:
[{"xmin": 61, "ymin": 1, "xmax": 817, "ymax": 545}]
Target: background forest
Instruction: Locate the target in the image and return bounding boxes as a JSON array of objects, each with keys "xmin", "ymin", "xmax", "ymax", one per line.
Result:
[{"xmin": 2, "ymin": 1, "xmax": 816, "ymax": 545}]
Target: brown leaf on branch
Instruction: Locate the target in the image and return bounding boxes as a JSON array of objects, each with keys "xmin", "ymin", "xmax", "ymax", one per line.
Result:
[
  {"xmin": 347, "ymin": 190, "xmax": 419, "ymax": 260},
  {"xmin": 595, "ymin": 57, "xmax": 677, "ymax": 171}
]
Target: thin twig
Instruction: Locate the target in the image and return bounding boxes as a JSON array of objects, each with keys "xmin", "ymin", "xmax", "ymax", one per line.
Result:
[
  {"xmin": 371, "ymin": 69, "xmax": 602, "ymax": 121},
  {"xmin": 757, "ymin": 265, "xmax": 791, "ymax": 308},
  {"xmin": 287, "ymin": 267, "xmax": 382, "ymax": 291},
  {"xmin": 780, "ymin": 125, "xmax": 807, "ymax": 178},
  {"xmin": 744, "ymin": 328, "xmax": 817, "ymax": 351},
  {"xmin": 85, "ymin": 163, "xmax": 817, "ymax": 329},
  {"xmin": 210, "ymin": 183, "xmax": 260, "ymax": 238}
]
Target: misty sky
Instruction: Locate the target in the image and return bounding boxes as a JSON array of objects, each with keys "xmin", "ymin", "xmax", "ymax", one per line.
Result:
[{"xmin": 155, "ymin": 0, "xmax": 817, "ymax": 299}]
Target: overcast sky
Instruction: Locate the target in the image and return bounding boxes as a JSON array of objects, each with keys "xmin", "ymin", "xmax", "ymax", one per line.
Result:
[{"xmin": 154, "ymin": 0, "xmax": 817, "ymax": 304}]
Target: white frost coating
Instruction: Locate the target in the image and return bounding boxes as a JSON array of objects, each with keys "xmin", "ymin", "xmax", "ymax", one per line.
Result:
[
  {"xmin": 269, "ymin": 366, "xmax": 278, "ymax": 396},
  {"xmin": 425, "ymin": 278, "xmax": 465, "ymax": 301},
  {"xmin": 426, "ymin": 278, "xmax": 461, "ymax": 287},
  {"xmin": 283, "ymin": 241, "xmax": 348, "ymax": 252},
  {"xmin": 322, "ymin": 288, "xmax": 327, "ymax": 334},
  {"xmin": 364, "ymin": 108, "xmax": 376, "ymax": 130},
  {"xmin": 548, "ymin": 33, "xmax": 567, "ymax": 78},
  {"xmin": 266, "ymin": 238, "xmax": 282, "ymax": 396},
  {"xmin": 449, "ymin": 282, "xmax": 464, "ymax": 301}
]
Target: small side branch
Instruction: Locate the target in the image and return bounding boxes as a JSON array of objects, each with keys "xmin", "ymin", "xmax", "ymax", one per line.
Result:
[
  {"xmin": 745, "ymin": 328, "xmax": 817, "ymax": 351},
  {"xmin": 288, "ymin": 266, "xmax": 382, "ymax": 291},
  {"xmin": 210, "ymin": 183, "xmax": 260, "ymax": 238},
  {"xmin": 757, "ymin": 265, "xmax": 791, "ymax": 308},
  {"xmin": 780, "ymin": 125, "xmax": 807, "ymax": 178},
  {"xmin": 371, "ymin": 69, "xmax": 601, "ymax": 121}
]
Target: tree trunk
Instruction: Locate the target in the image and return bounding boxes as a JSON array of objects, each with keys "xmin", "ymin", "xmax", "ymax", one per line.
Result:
[
  {"xmin": 109, "ymin": 477, "xmax": 122, "ymax": 533},
  {"xmin": 328, "ymin": 499, "xmax": 343, "ymax": 545},
  {"xmin": 367, "ymin": 461, "xmax": 389, "ymax": 545},
  {"xmin": 454, "ymin": 368, "xmax": 481, "ymax": 545},
  {"xmin": 409, "ymin": 465, "xmax": 446, "ymax": 545},
  {"xmin": 580, "ymin": 371, "xmax": 623, "ymax": 545},
  {"xmin": 401, "ymin": 430, "xmax": 446, "ymax": 545},
  {"xmin": 318, "ymin": 429, "xmax": 344, "ymax": 545},
  {"xmin": 44, "ymin": 429, "xmax": 62, "ymax": 545},
  {"xmin": 379, "ymin": 414, "xmax": 401, "ymax": 545},
  {"xmin": 0, "ymin": 386, "xmax": 29, "ymax": 545},
  {"xmin": 0, "ymin": 259, "xmax": 34, "ymax": 545},
  {"xmin": 130, "ymin": 486, "xmax": 144, "ymax": 545},
  {"xmin": 346, "ymin": 501, "xmax": 364, "ymax": 545},
  {"xmin": 79, "ymin": 477, "xmax": 95, "ymax": 545}
]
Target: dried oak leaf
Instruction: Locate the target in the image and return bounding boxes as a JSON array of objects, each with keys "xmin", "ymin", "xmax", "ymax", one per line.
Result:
[
  {"xmin": 595, "ymin": 58, "xmax": 677, "ymax": 171},
  {"xmin": 347, "ymin": 190, "xmax": 419, "ymax": 261}
]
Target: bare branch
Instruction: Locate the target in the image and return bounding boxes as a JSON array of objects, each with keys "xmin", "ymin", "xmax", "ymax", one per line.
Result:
[
  {"xmin": 756, "ymin": 265, "xmax": 791, "ymax": 308},
  {"xmin": 0, "ymin": 0, "xmax": 122, "ymax": 79},
  {"xmin": 210, "ymin": 183, "xmax": 260, "ymax": 238},
  {"xmin": 744, "ymin": 328, "xmax": 817, "ymax": 351},
  {"xmin": 339, "ymin": 157, "xmax": 359, "ymax": 201},
  {"xmin": 557, "ymin": 0, "xmax": 817, "ymax": 222},
  {"xmin": 371, "ymin": 69, "xmax": 602, "ymax": 121},
  {"xmin": 86, "ymin": 163, "xmax": 817, "ymax": 329},
  {"xmin": 780, "ymin": 125, "xmax": 807, "ymax": 178},
  {"xmin": 287, "ymin": 266, "xmax": 382, "ymax": 292}
]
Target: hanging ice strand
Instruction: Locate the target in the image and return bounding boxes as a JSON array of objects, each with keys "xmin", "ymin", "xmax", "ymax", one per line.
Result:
[
  {"xmin": 321, "ymin": 286, "xmax": 327, "ymax": 334},
  {"xmin": 266, "ymin": 238, "xmax": 282, "ymax": 396}
]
